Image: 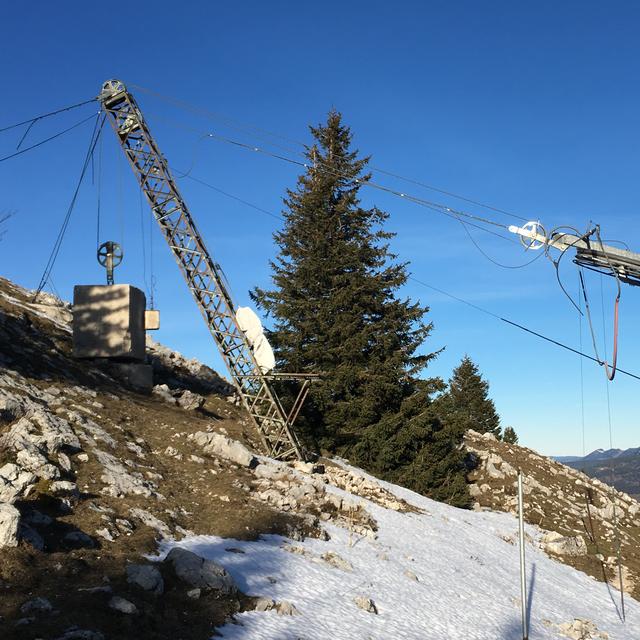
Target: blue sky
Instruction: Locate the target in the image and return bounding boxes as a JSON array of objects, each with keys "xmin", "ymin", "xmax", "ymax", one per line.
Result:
[{"xmin": 1, "ymin": 1, "xmax": 639, "ymax": 456}]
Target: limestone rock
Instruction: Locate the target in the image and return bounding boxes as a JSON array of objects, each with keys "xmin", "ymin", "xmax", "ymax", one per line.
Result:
[
  {"xmin": 177, "ymin": 390, "xmax": 205, "ymax": 411},
  {"xmin": 0, "ymin": 462, "xmax": 37, "ymax": 503},
  {"xmin": 20, "ymin": 597, "xmax": 53, "ymax": 614},
  {"xmin": 165, "ymin": 547, "xmax": 236, "ymax": 594},
  {"xmin": 94, "ymin": 450, "xmax": 157, "ymax": 499},
  {"xmin": 354, "ymin": 595, "xmax": 378, "ymax": 614},
  {"xmin": 108, "ymin": 596, "xmax": 138, "ymax": 614},
  {"xmin": 556, "ymin": 618, "xmax": 609, "ymax": 639},
  {"xmin": 0, "ymin": 503, "xmax": 20, "ymax": 548},
  {"xmin": 189, "ymin": 431, "xmax": 257, "ymax": 468},
  {"xmin": 541, "ymin": 531, "xmax": 587, "ymax": 557},
  {"xmin": 255, "ymin": 597, "xmax": 277, "ymax": 611},
  {"xmin": 276, "ymin": 600, "xmax": 299, "ymax": 616},
  {"xmin": 126, "ymin": 564, "xmax": 164, "ymax": 595}
]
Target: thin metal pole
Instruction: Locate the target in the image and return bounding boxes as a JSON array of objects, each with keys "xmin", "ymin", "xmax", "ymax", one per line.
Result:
[{"xmin": 518, "ymin": 469, "xmax": 528, "ymax": 640}]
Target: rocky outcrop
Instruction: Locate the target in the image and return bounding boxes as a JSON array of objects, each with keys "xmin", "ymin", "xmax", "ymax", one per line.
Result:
[
  {"xmin": 251, "ymin": 459, "xmax": 378, "ymax": 537},
  {"xmin": 465, "ymin": 429, "xmax": 640, "ymax": 600}
]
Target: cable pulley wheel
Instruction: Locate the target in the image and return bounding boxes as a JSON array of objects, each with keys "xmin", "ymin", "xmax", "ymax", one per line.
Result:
[{"xmin": 97, "ymin": 241, "xmax": 123, "ymax": 267}]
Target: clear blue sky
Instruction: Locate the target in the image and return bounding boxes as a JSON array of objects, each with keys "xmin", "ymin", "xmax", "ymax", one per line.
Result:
[{"xmin": 1, "ymin": 1, "xmax": 638, "ymax": 456}]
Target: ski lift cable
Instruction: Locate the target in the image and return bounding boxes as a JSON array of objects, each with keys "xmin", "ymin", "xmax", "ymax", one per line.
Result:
[
  {"xmin": 579, "ymin": 230, "xmax": 621, "ymax": 382},
  {"xmin": 147, "ymin": 112, "xmax": 519, "ymax": 240},
  {"xmin": 0, "ymin": 97, "xmax": 97, "ymax": 134},
  {"xmin": 0, "ymin": 112, "xmax": 99, "ymax": 164},
  {"xmin": 157, "ymin": 168, "xmax": 640, "ymax": 383},
  {"xmin": 408, "ymin": 276, "xmax": 640, "ymax": 382},
  {"xmin": 546, "ymin": 227, "xmax": 596, "ymax": 314},
  {"xmin": 578, "ymin": 273, "xmax": 586, "ymax": 458},
  {"xmin": 131, "ymin": 83, "xmax": 530, "ymax": 224},
  {"xmin": 600, "ymin": 275, "xmax": 626, "ymax": 621},
  {"xmin": 34, "ymin": 113, "xmax": 105, "ymax": 299}
]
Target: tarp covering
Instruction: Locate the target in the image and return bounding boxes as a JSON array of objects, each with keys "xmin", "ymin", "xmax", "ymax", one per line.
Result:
[
  {"xmin": 253, "ymin": 334, "xmax": 276, "ymax": 374},
  {"xmin": 236, "ymin": 306, "xmax": 275, "ymax": 373},
  {"xmin": 236, "ymin": 306, "xmax": 263, "ymax": 345}
]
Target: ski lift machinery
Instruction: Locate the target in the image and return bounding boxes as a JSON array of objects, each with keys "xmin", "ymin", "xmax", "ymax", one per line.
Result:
[
  {"xmin": 508, "ymin": 221, "xmax": 640, "ymax": 286},
  {"xmin": 99, "ymin": 79, "xmax": 316, "ymax": 461}
]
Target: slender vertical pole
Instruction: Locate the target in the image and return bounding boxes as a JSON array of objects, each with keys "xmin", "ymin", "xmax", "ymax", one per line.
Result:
[{"xmin": 518, "ymin": 469, "xmax": 528, "ymax": 640}]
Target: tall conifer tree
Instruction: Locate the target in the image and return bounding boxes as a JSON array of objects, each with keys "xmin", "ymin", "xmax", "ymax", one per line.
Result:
[{"xmin": 252, "ymin": 111, "xmax": 436, "ymax": 449}]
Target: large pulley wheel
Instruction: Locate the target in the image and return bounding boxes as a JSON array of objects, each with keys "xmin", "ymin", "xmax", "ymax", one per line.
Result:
[
  {"xmin": 97, "ymin": 241, "xmax": 123, "ymax": 285},
  {"xmin": 97, "ymin": 241, "xmax": 123, "ymax": 267},
  {"xmin": 518, "ymin": 221, "xmax": 547, "ymax": 251}
]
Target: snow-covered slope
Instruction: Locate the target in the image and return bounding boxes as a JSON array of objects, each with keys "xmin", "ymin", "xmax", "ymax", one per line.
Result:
[{"xmin": 162, "ymin": 462, "xmax": 637, "ymax": 640}]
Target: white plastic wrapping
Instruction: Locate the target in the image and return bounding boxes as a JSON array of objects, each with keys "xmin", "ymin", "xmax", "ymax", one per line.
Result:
[
  {"xmin": 236, "ymin": 306, "xmax": 264, "ymax": 345},
  {"xmin": 236, "ymin": 306, "xmax": 276, "ymax": 373},
  {"xmin": 253, "ymin": 334, "xmax": 276, "ymax": 374}
]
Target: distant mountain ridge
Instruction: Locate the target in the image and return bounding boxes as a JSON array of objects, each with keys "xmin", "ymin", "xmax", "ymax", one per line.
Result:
[
  {"xmin": 554, "ymin": 447, "xmax": 640, "ymax": 463},
  {"xmin": 554, "ymin": 447, "xmax": 640, "ymax": 499}
]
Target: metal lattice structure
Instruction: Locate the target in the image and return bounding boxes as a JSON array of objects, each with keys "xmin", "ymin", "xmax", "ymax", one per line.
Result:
[{"xmin": 99, "ymin": 79, "xmax": 306, "ymax": 460}]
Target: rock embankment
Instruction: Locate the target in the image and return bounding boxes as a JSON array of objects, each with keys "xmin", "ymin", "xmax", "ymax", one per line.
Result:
[{"xmin": 465, "ymin": 429, "xmax": 640, "ymax": 600}]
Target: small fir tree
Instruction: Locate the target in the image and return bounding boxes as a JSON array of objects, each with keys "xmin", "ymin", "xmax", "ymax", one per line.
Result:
[
  {"xmin": 252, "ymin": 110, "xmax": 436, "ymax": 449},
  {"xmin": 352, "ymin": 380, "xmax": 472, "ymax": 508},
  {"xmin": 502, "ymin": 426, "xmax": 519, "ymax": 444},
  {"xmin": 445, "ymin": 356, "xmax": 501, "ymax": 438}
]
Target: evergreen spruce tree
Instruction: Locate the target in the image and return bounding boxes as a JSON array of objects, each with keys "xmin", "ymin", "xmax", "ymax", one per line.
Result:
[
  {"xmin": 445, "ymin": 355, "xmax": 501, "ymax": 438},
  {"xmin": 502, "ymin": 426, "xmax": 519, "ymax": 444},
  {"xmin": 251, "ymin": 110, "xmax": 436, "ymax": 449},
  {"xmin": 252, "ymin": 111, "xmax": 471, "ymax": 507}
]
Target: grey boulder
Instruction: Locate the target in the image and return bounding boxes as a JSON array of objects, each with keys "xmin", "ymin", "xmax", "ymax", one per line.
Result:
[
  {"xmin": 165, "ymin": 547, "xmax": 236, "ymax": 594},
  {"xmin": 126, "ymin": 564, "xmax": 164, "ymax": 595}
]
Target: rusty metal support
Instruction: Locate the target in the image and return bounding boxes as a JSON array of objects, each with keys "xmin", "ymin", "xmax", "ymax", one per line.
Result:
[{"xmin": 99, "ymin": 79, "xmax": 307, "ymax": 461}]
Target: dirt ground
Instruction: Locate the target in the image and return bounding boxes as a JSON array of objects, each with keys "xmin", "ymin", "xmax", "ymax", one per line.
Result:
[{"xmin": 0, "ymin": 278, "xmax": 311, "ymax": 639}]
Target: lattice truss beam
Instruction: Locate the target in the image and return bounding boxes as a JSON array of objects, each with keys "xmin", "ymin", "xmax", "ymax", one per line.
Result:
[{"xmin": 99, "ymin": 79, "xmax": 304, "ymax": 461}]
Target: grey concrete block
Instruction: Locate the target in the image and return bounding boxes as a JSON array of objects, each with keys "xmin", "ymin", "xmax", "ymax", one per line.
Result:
[{"xmin": 72, "ymin": 285, "xmax": 146, "ymax": 362}]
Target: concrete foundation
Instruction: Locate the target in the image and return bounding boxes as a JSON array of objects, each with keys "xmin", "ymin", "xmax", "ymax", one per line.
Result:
[{"xmin": 72, "ymin": 285, "xmax": 146, "ymax": 362}]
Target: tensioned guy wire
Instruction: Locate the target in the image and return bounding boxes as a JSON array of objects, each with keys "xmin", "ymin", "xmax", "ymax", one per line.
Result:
[
  {"xmin": 131, "ymin": 83, "xmax": 529, "ymax": 223},
  {"xmin": 34, "ymin": 114, "xmax": 105, "ymax": 299},
  {"xmin": 0, "ymin": 97, "xmax": 97, "ymax": 134},
  {"xmin": 173, "ymin": 170, "xmax": 640, "ymax": 383},
  {"xmin": 0, "ymin": 113, "xmax": 98, "ymax": 164}
]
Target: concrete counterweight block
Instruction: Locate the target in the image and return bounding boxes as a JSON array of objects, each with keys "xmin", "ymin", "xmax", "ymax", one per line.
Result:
[{"xmin": 73, "ymin": 285, "xmax": 146, "ymax": 362}]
